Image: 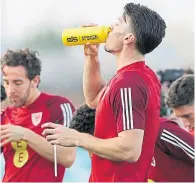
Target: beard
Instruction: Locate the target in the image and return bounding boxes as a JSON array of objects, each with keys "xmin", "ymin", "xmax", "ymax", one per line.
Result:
[
  {"xmin": 10, "ymin": 95, "xmax": 28, "ymax": 108},
  {"xmin": 10, "ymin": 84, "xmax": 31, "ymax": 108}
]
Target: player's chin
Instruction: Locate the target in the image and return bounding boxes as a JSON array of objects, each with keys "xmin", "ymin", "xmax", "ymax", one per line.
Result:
[
  {"xmin": 104, "ymin": 44, "xmax": 113, "ymax": 54},
  {"xmin": 11, "ymin": 101, "xmax": 23, "ymax": 108}
]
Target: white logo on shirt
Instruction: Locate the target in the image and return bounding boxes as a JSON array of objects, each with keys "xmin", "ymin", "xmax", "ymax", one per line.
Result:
[
  {"xmin": 31, "ymin": 112, "xmax": 42, "ymax": 126},
  {"xmin": 151, "ymin": 157, "xmax": 156, "ymax": 167}
]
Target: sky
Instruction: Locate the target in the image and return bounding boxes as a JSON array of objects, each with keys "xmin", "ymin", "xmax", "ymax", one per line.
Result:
[{"xmin": 1, "ymin": 0, "xmax": 193, "ymax": 38}]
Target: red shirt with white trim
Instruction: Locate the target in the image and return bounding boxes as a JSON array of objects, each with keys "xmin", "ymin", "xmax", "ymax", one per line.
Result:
[
  {"xmin": 148, "ymin": 118, "xmax": 194, "ymax": 182},
  {"xmin": 89, "ymin": 61, "xmax": 161, "ymax": 182},
  {"xmin": 2, "ymin": 93, "xmax": 75, "ymax": 182}
]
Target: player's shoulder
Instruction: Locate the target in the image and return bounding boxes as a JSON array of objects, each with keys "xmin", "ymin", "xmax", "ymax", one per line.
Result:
[
  {"xmin": 42, "ymin": 92, "xmax": 71, "ymax": 102},
  {"xmin": 41, "ymin": 92, "xmax": 74, "ymax": 109},
  {"xmin": 159, "ymin": 117, "xmax": 182, "ymax": 134},
  {"xmin": 157, "ymin": 117, "xmax": 193, "ymax": 149},
  {"xmin": 117, "ymin": 70, "xmax": 144, "ymax": 80},
  {"xmin": 111, "ymin": 71, "xmax": 148, "ymax": 90}
]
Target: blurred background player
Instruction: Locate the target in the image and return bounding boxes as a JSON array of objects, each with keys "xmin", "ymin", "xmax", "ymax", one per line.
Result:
[
  {"xmin": 166, "ymin": 74, "xmax": 194, "ymax": 132},
  {"xmin": 0, "ymin": 49, "xmax": 76, "ymax": 182},
  {"xmin": 69, "ymin": 104, "xmax": 95, "ymax": 158},
  {"xmin": 1, "ymin": 85, "xmax": 7, "ymax": 103},
  {"xmin": 69, "ymin": 104, "xmax": 95, "ymax": 136},
  {"xmin": 1, "ymin": 85, "xmax": 8, "ymax": 113},
  {"xmin": 148, "ymin": 74, "xmax": 194, "ymax": 182},
  {"xmin": 1, "ymin": 85, "xmax": 8, "ymax": 154}
]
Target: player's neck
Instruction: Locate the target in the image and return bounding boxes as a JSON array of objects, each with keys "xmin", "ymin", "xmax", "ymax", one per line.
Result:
[
  {"xmin": 24, "ymin": 89, "xmax": 41, "ymax": 107},
  {"xmin": 115, "ymin": 49, "xmax": 145, "ymax": 71}
]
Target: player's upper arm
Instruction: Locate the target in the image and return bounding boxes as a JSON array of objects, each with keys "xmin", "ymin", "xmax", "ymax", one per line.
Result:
[
  {"xmin": 109, "ymin": 72, "xmax": 149, "ymax": 133},
  {"xmin": 47, "ymin": 96, "xmax": 75, "ymax": 127},
  {"xmin": 87, "ymin": 85, "xmax": 107, "ymax": 109},
  {"xmin": 109, "ymin": 73, "xmax": 149, "ymax": 161},
  {"xmin": 156, "ymin": 120, "xmax": 195, "ymax": 164},
  {"xmin": 47, "ymin": 96, "xmax": 76, "ymax": 167}
]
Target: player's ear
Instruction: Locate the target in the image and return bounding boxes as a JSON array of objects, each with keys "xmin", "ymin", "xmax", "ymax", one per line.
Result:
[
  {"xmin": 31, "ymin": 75, "xmax": 40, "ymax": 88},
  {"xmin": 123, "ymin": 33, "xmax": 135, "ymax": 45}
]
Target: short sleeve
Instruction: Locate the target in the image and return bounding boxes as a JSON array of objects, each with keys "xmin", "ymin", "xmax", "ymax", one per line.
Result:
[
  {"xmin": 47, "ymin": 96, "xmax": 75, "ymax": 127},
  {"xmin": 156, "ymin": 120, "xmax": 195, "ymax": 164},
  {"xmin": 109, "ymin": 73, "xmax": 148, "ymax": 133}
]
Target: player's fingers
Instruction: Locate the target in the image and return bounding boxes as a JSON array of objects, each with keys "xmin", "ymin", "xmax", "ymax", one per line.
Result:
[
  {"xmin": 0, "ymin": 138, "xmax": 11, "ymax": 147},
  {"xmin": 41, "ymin": 122, "xmax": 58, "ymax": 129},
  {"xmin": 0, "ymin": 125, "xmax": 9, "ymax": 131},
  {"xmin": 0, "ymin": 129, "xmax": 9, "ymax": 136},
  {"xmin": 81, "ymin": 23, "xmax": 98, "ymax": 28},
  {"xmin": 84, "ymin": 43, "xmax": 90, "ymax": 50},
  {"xmin": 85, "ymin": 44, "xmax": 98, "ymax": 51},
  {"xmin": 50, "ymin": 139, "xmax": 69, "ymax": 146},
  {"xmin": 42, "ymin": 128, "xmax": 56, "ymax": 136},
  {"xmin": 0, "ymin": 133, "xmax": 10, "ymax": 141},
  {"xmin": 50, "ymin": 140, "xmax": 58, "ymax": 145},
  {"xmin": 45, "ymin": 134, "xmax": 58, "ymax": 141}
]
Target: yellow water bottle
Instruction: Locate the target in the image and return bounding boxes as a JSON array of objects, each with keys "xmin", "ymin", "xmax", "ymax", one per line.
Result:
[{"xmin": 62, "ymin": 26, "xmax": 111, "ymax": 46}]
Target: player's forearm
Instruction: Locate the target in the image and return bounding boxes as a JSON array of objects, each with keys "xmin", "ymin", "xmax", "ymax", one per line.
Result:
[
  {"xmin": 24, "ymin": 129, "xmax": 76, "ymax": 167},
  {"xmin": 79, "ymin": 133, "xmax": 137, "ymax": 162},
  {"xmin": 83, "ymin": 56, "xmax": 106, "ymax": 108},
  {"xmin": 95, "ymin": 152, "xmax": 122, "ymax": 161},
  {"xmin": 85, "ymin": 148, "xmax": 120, "ymax": 161}
]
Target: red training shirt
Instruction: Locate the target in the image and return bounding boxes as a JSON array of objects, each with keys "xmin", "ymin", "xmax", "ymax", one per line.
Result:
[
  {"xmin": 89, "ymin": 61, "xmax": 161, "ymax": 182},
  {"xmin": 1, "ymin": 93, "xmax": 75, "ymax": 182},
  {"xmin": 148, "ymin": 118, "xmax": 194, "ymax": 182}
]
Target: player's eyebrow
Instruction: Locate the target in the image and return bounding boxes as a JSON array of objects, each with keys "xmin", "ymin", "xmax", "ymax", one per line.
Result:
[
  {"xmin": 4, "ymin": 78, "xmax": 23, "ymax": 84},
  {"xmin": 13, "ymin": 79, "xmax": 23, "ymax": 84},
  {"xmin": 181, "ymin": 113, "xmax": 192, "ymax": 118}
]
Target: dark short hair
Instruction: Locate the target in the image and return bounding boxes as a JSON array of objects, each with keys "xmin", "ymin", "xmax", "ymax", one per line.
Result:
[
  {"xmin": 1, "ymin": 85, "xmax": 7, "ymax": 102},
  {"xmin": 69, "ymin": 104, "xmax": 95, "ymax": 135},
  {"xmin": 1, "ymin": 48, "xmax": 42, "ymax": 80},
  {"xmin": 124, "ymin": 3, "xmax": 166, "ymax": 55},
  {"xmin": 166, "ymin": 74, "xmax": 194, "ymax": 108}
]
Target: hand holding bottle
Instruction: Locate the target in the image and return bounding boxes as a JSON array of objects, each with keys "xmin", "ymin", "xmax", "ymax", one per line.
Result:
[{"xmin": 83, "ymin": 24, "xmax": 100, "ymax": 59}]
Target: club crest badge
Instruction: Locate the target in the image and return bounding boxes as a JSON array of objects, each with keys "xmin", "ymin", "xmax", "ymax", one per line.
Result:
[{"xmin": 31, "ymin": 112, "xmax": 42, "ymax": 126}]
